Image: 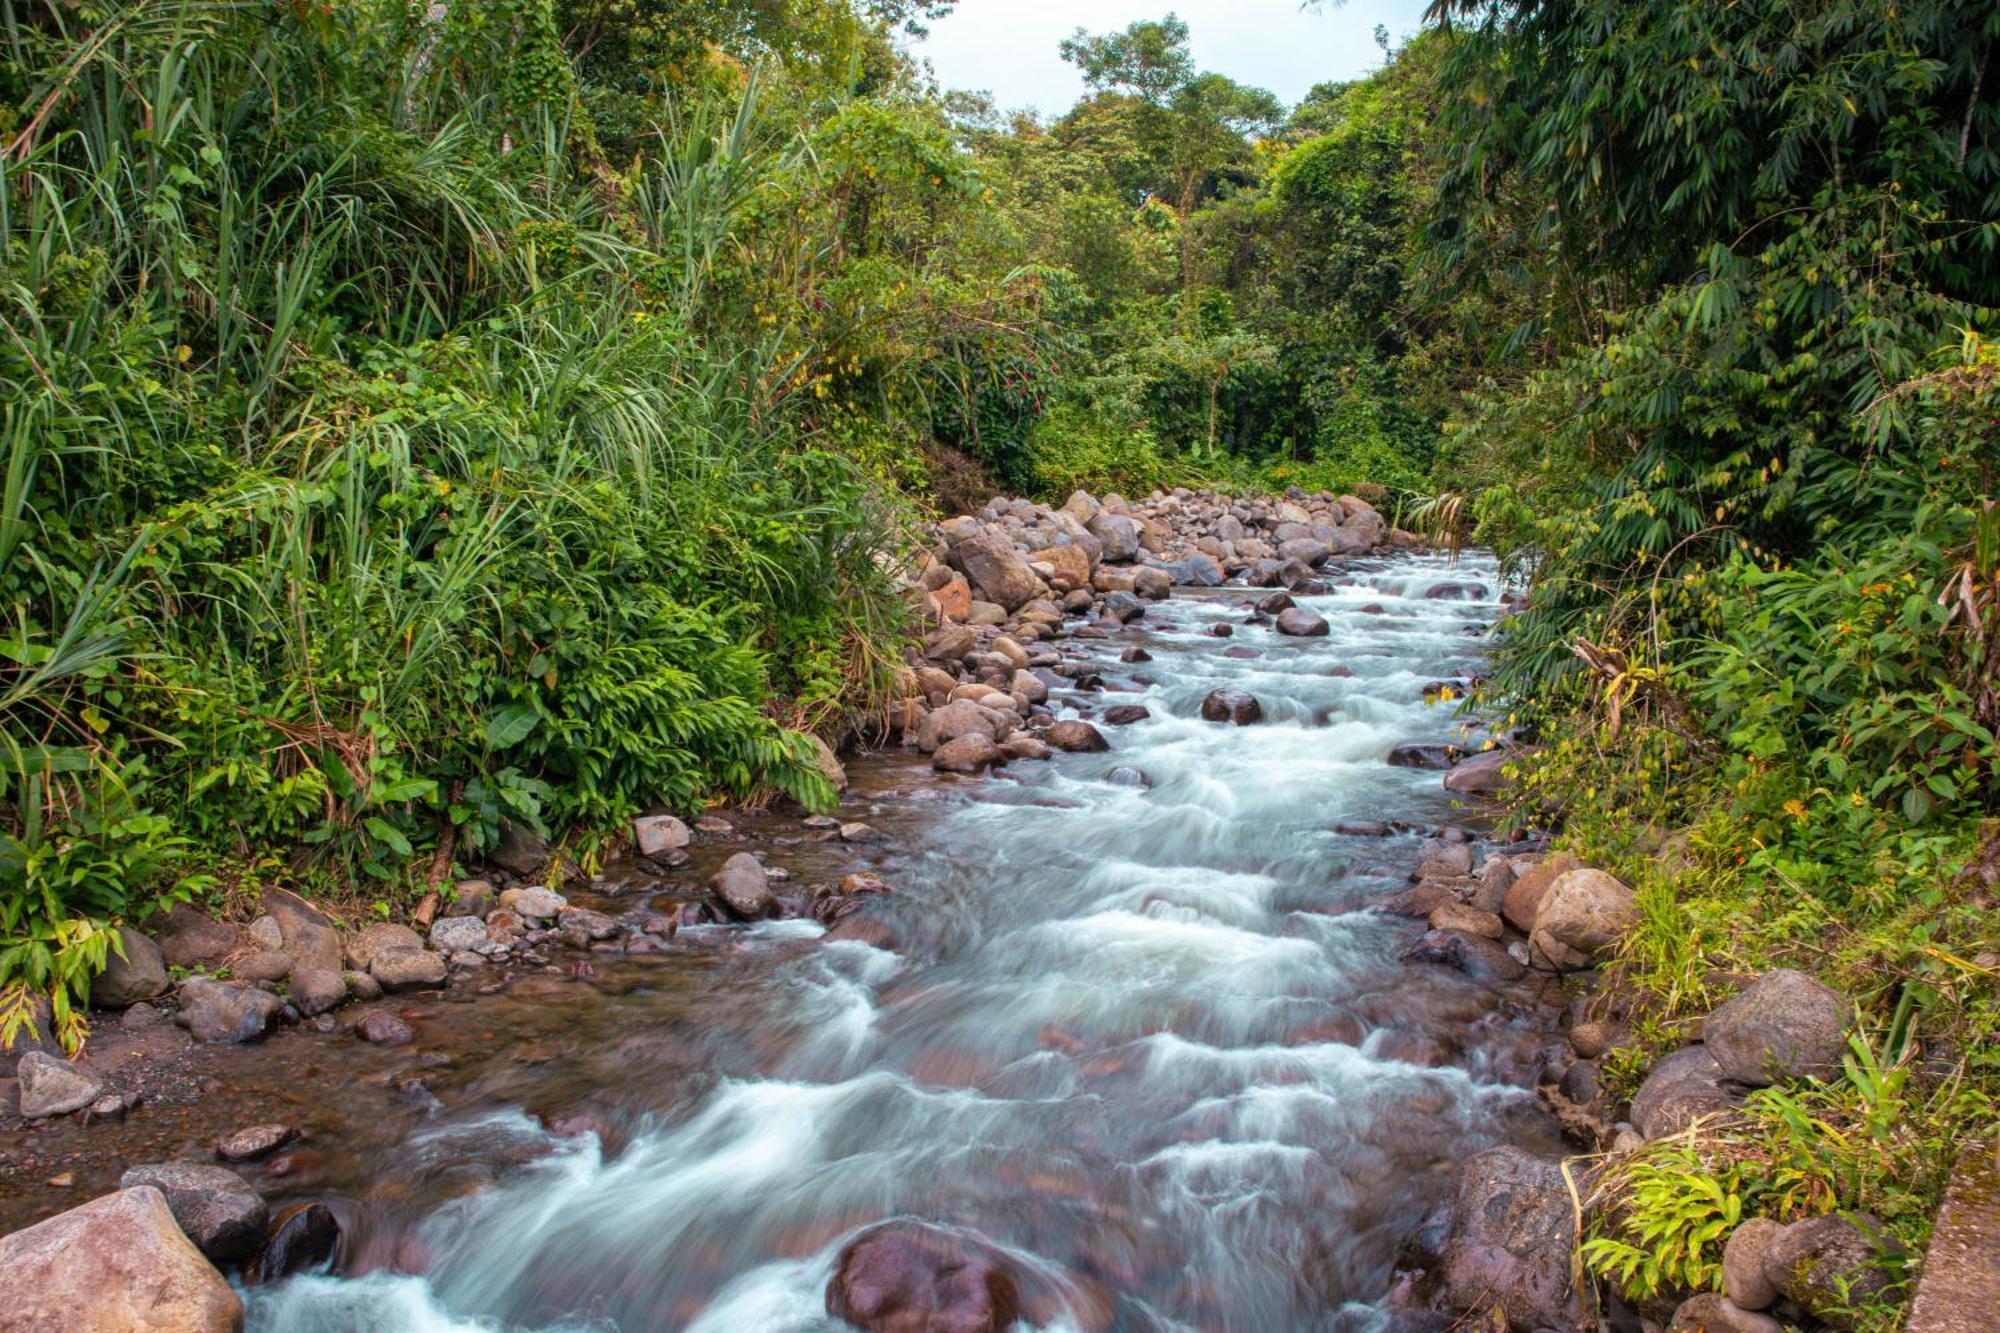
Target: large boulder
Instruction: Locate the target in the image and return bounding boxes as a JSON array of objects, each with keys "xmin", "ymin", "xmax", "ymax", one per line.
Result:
[
  {"xmin": 92, "ymin": 926, "xmax": 169, "ymax": 1008},
  {"xmin": 259, "ymin": 888, "xmax": 343, "ymax": 976},
  {"xmin": 488, "ymin": 817, "xmax": 548, "ymax": 877},
  {"xmin": 1436, "ymin": 1146, "xmax": 1586, "ymax": 1331},
  {"xmin": 118, "ymin": 1161, "xmax": 269, "ymax": 1264},
  {"xmin": 1701, "ymin": 969, "xmax": 1849, "ymax": 1087},
  {"xmin": 174, "ymin": 978, "xmax": 284, "ymax": 1044},
  {"xmin": 150, "ymin": 902, "xmax": 238, "ymax": 971},
  {"xmin": 16, "ymin": 1050, "xmax": 103, "ymax": 1118},
  {"xmin": 710, "ymin": 852, "xmax": 777, "ymax": 920},
  {"xmin": 825, "ymin": 1220, "xmax": 1021, "ymax": 1333},
  {"xmin": 1529, "ymin": 868, "xmax": 1637, "ymax": 970},
  {"xmin": 1030, "ymin": 544, "xmax": 1092, "ymax": 590},
  {"xmin": 1760, "ymin": 1213, "xmax": 1903, "ymax": 1329},
  {"xmin": 0, "ymin": 1186, "xmax": 244, "ymax": 1332},
  {"xmin": 955, "ymin": 533, "xmax": 1043, "ymax": 611},
  {"xmin": 1628, "ymin": 1045, "xmax": 1742, "ymax": 1139}
]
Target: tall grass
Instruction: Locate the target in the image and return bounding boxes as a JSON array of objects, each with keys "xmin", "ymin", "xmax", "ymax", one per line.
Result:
[{"xmin": 0, "ymin": 0, "xmax": 912, "ymax": 1042}]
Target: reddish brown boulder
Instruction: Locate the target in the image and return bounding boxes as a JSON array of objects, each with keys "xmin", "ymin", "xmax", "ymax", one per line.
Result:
[{"xmin": 827, "ymin": 1221, "xmax": 1021, "ymax": 1333}]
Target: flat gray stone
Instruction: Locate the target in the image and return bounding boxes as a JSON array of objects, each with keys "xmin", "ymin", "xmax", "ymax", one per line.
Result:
[
  {"xmin": 1907, "ymin": 1139, "xmax": 2000, "ymax": 1333},
  {"xmin": 16, "ymin": 1050, "xmax": 102, "ymax": 1118}
]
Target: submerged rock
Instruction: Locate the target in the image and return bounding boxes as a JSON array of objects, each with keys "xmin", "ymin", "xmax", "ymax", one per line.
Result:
[
  {"xmin": 826, "ymin": 1220, "xmax": 1022, "ymax": 1333},
  {"xmin": 1199, "ymin": 688, "xmax": 1262, "ymax": 725}
]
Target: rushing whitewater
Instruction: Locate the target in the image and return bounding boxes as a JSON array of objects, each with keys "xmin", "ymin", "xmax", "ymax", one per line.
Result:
[{"xmin": 249, "ymin": 551, "xmax": 1559, "ymax": 1332}]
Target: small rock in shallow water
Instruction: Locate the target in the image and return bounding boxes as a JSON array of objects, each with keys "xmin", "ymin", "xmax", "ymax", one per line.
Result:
[
  {"xmin": 839, "ymin": 821, "xmax": 884, "ymax": 843},
  {"xmin": 369, "ymin": 946, "xmax": 448, "ymax": 992},
  {"xmin": 1199, "ymin": 688, "xmax": 1261, "ymax": 725},
  {"xmin": 632, "ymin": 814, "xmax": 691, "ymax": 856},
  {"xmin": 216, "ymin": 1123, "xmax": 299, "ymax": 1162},
  {"xmin": 1101, "ymin": 704, "xmax": 1150, "ymax": 725},
  {"xmin": 288, "ymin": 966, "xmax": 346, "ymax": 1017},
  {"xmin": 826, "ymin": 1221, "xmax": 1022, "ymax": 1333},
  {"xmin": 353, "ymin": 1010, "xmax": 414, "ymax": 1046},
  {"xmin": 248, "ymin": 1201, "xmax": 339, "ymax": 1284},
  {"xmin": 1045, "ymin": 720, "xmax": 1110, "ymax": 752}
]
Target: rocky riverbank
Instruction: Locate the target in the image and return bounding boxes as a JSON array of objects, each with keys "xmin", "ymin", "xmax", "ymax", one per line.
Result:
[{"xmin": 0, "ymin": 484, "xmax": 1605, "ymax": 1332}]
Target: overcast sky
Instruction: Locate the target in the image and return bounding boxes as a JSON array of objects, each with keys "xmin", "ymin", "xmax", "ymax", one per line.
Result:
[{"xmin": 911, "ymin": 0, "xmax": 1435, "ymax": 117}]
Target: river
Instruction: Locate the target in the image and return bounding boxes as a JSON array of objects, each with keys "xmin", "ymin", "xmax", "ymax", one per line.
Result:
[{"xmin": 243, "ymin": 549, "xmax": 1559, "ymax": 1332}]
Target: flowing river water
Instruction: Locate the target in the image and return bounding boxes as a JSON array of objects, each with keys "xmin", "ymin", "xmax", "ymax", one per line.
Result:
[{"xmin": 226, "ymin": 549, "xmax": 1557, "ymax": 1332}]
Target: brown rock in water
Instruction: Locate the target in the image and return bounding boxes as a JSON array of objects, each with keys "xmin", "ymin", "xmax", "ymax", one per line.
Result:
[
  {"xmin": 1199, "ymin": 688, "xmax": 1262, "ymax": 725},
  {"xmin": 246, "ymin": 1201, "xmax": 340, "ymax": 1285},
  {"xmin": 934, "ymin": 733, "xmax": 1003, "ymax": 773},
  {"xmin": 1435, "ymin": 1146, "xmax": 1585, "ymax": 1331},
  {"xmin": 175, "ymin": 978, "xmax": 285, "ymax": 1045},
  {"xmin": 216, "ymin": 1123, "xmax": 299, "ymax": 1163},
  {"xmin": 1444, "ymin": 748, "xmax": 1513, "ymax": 795},
  {"xmin": 710, "ymin": 852, "xmax": 777, "ymax": 920},
  {"xmin": 0, "ymin": 1186, "xmax": 244, "ymax": 1332},
  {"xmin": 826, "ymin": 1220, "xmax": 1021, "ymax": 1333},
  {"xmin": 1274, "ymin": 607, "xmax": 1329, "ymax": 637},
  {"xmin": 1046, "ymin": 720, "xmax": 1110, "ymax": 752},
  {"xmin": 354, "ymin": 1009, "xmax": 414, "ymax": 1046}
]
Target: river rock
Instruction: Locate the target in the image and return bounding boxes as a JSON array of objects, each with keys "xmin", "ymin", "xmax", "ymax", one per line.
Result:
[
  {"xmin": 1105, "ymin": 765, "xmax": 1151, "ymax": 789},
  {"xmin": 0, "ymin": 1186, "xmax": 244, "ymax": 1332},
  {"xmin": 1760, "ymin": 1213, "xmax": 1903, "ymax": 1328},
  {"xmin": 430, "ymin": 916, "xmax": 494, "ymax": 955},
  {"xmin": 633, "ymin": 814, "xmax": 691, "ymax": 857},
  {"xmin": 91, "ymin": 926, "xmax": 169, "ymax": 1009},
  {"xmin": 1102, "ymin": 590, "xmax": 1146, "ymax": 623},
  {"xmin": 1046, "ymin": 720, "xmax": 1110, "ymax": 752},
  {"xmin": 1444, "ymin": 748, "xmax": 1512, "ymax": 796},
  {"xmin": 557, "ymin": 908, "xmax": 619, "ymax": 943},
  {"xmin": 1274, "ymin": 607, "xmax": 1329, "ymax": 637},
  {"xmin": 826, "ymin": 1220, "xmax": 1021, "ymax": 1333},
  {"xmin": 1501, "ymin": 852, "xmax": 1577, "ymax": 933},
  {"xmin": 1386, "ymin": 742, "xmax": 1461, "ymax": 769},
  {"xmin": 342, "ymin": 969, "xmax": 383, "ymax": 1001},
  {"xmin": 1668, "ymin": 1293, "xmax": 1783, "ymax": 1332},
  {"xmin": 1529, "ymin": 868, "xmax": 1637, "ymax": 970},
  {"xmin": 1436, "ymin": 1145, "xmax": 1585, "ymax": 1331},
  {"xmin": 216, "ymin": 1123, "xmax": 299, "ymax": 1162},
  {"xmin": 488, "ymin": 817, "xmax": 548, "ymax": 876},
  {"xmin": 369, "ymin": 946, "xmax": 448, "ymax": 991},
  {"xmin": 119, "ymin": 1161, "xmax": 269, "ymax": 1263},
  {"xmin": 1701, "ymin": 968, "xmax": 1849, "ymax": 1086},
  {"xmin": 1430, "ymin": 903, "xmax": 1505, "ymax": 939},
  {"xmin": 1401, "ymin": 928, "xmax": 1527, "ymax": 985},
  {"xmin": 354, "ymin": 1009, "xmax": 414, "ymax": 1045},
  {"xmin": 1415, "ymin": 838, "xmax": 1473, "ymax": 880},
  {"xmin": 1723, "ymin": 1217, "xmax": 1785, "ymax": 1309},
  {"xmin": 176, "ymin": 978, "xmax": 285, "ymax": 1044},
  {"xmin": 1086, "ymin": 511, "xmax": 1140, "ymax": 562},
  {"xmin": 1629, "ymin": 1044, "xmax": 1741, "ymax": 1139},
  {"xmin": 248, "ymin": 1201, "xmax": 340, "ymax": 1284},
  {"xmin": 500, "ymin": 885, "xmax": 567, "ymax": 920},
  {"xmin": 288, "ymin": 966, "xmax": 346, "ymax": 1017},
  {"xmin": 232, "ymin": 950, "xmax": 291, "ymax": 982},
  {"xmin": 16, "ymin": 1050, "xmax": 103, "ymax": 1118},
  {"xmin": 246, "ymin": 915, "xmax": 283, "ymax": 951},
  {"xmin": 956, "ymin": 532, "xmax": 1043, "ymax": 610},
  {"xmin": 711, "ymin": 852, "xmax": 777, "ymax": 920},
  {"xmin": 1200, "ymin": 688, "xmax": 1262, "ymax": 725},
  {"xmin": 150, "ymin": 902, "xmax": 239, "ymax": 971},
  {"xmin": 934, "ymin": 733, "xmax": 1001, "ymax": 773},
  {"xmin": 263, "ymin": 888, "xmax": 343, "ymax": 975},
  {"xmin": 453, "ymin": 878, "xmax": 497, "ymax": 917},
  {"xmin": 917, "ymin": 699, "xmax": 1007, "ymax": 753},
  {"xmin": 345, "ymin": 922, "xmax": 423, "ymax": 970}
]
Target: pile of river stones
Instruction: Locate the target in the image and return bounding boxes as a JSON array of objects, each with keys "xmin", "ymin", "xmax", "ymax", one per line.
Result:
[{"xmin": 1391, "ymin": 840, "xmax": 1890, "ymax": 1332}]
